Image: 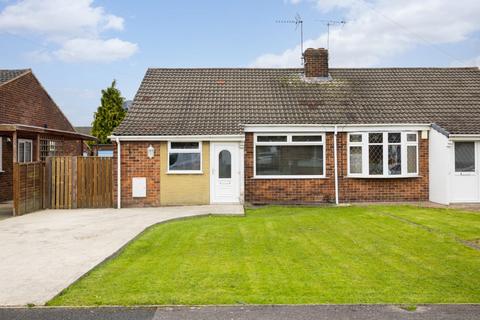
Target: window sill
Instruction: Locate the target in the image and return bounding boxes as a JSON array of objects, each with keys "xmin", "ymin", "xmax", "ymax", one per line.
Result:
[
  {"xmin": 253, "ymin": 175, "xmax": 326, "ymax": 180},
  {"xmin": 345, "ymin": 175, "xmax": 421, "ymax": 179},
  {"xmin": 166, "ymin": 171, "xmax": 203, "ymax": 175}
]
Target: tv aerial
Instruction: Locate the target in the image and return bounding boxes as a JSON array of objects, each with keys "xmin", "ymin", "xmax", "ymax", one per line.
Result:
[{"xmin": 276, "ymin": 13, "xmax": 304, "ymax": 64}]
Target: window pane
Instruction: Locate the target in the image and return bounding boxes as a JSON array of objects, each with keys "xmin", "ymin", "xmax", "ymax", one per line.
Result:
[
  {"xmin": 219, "ymin": 150, "xmax": 231, "ymax": 179},
  {"xmin": 256, "ymin": 145, "xmax": 323, "ymax": 176},
  {"xmin": 388, "ymin": 133, "xmax": 401, "ymax": 143},
  {"xmin": 18, "ymin": 143, "xmax": 25, "ymax": 163},
  {"xmin": 407, "ymin": 133, "xmax": 417, "ymax": 142},
  {"xmin": 455, "ymin": 142, "xmax": 475, "ymax": 172},
  {"xmin": 169, "ymin": 153, "xmax": 201, "ymax": 171},
  {"xmin": 170, "ymin": 142, "xmax": 199, "ymax": 149},
  {"xmin": 407, "ymin": 145, "xmax": 417, "ymax": 174},
  {"xmin": 388, "ymin": 145, "xmax": 401, "ymax": 175},
  {"xmin": 369, "ymin": 133, "xmax": 383, "ymax": 143},
  {"xmin": 25, "ymin": 142, "xmax": 32, "ymax": 162},
  {"xmin": 349, "ymin": 134, "xmax": 362, "ymax": 143},
  {"xmin": 349, "ymin": 146, "xmax": 362, "ymax": 174},
  {"xmin": 292, "ymin": 135, "xmax": 322, "ymax": 142},
  {"xmin": 369, "ymin": 145, "xmax": 383, "ymax": 174},
  {"xmin": 257, "ymin": 136, "xmax": 287, "ymax": 142}
]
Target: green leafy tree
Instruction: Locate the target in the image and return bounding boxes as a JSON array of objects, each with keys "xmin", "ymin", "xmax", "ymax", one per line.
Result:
[{"xmin": 91, "ymin": 80, "xmax": 126, "ymax": 144}]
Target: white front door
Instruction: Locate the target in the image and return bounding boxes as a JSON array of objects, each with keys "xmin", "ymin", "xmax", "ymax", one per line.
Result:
[
  {"xmin": 211, "ymin": 142, "xmax": 240, "ymax": 203},
  {"xmin": 451, "ymin": 141, "xmax": 480, "ymax": 202}
]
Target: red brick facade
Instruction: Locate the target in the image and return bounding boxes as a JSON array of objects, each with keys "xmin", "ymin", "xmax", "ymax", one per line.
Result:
[
  {"xmin": 245, "ymin": 132, "xmax": 429, "ymax": 204},
  {"xmin": 113, "ymin": 141, "xmax": 161, "ymax": 208},
  {"xmin": 0, "ymin": 72, "xmax": 75, "ymax": 131}
]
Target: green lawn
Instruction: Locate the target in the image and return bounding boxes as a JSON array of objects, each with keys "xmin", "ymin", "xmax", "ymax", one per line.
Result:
[{"xmin": 48, "ymin": 205, "xmax": 480, "ymax": 306}]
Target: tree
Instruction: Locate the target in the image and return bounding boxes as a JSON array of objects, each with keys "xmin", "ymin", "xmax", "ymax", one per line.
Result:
[{"xmin": 91, "ymin": 80, "xmax": 126, "ymax": 144}]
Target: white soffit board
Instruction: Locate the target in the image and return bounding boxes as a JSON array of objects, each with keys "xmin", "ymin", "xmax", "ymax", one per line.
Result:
[{"xmin": 132, "ymin": 177, "xmax": 147, "ymax": 198}]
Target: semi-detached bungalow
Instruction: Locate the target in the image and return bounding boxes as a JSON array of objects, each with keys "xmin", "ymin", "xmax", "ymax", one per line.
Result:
[{"xmin": 110, "ymin": 48, "xmax": 480, "ymax": 208}]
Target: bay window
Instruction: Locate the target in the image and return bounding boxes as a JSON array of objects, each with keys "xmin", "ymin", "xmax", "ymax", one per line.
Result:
[
  {"xmin": 254, "ymin": 134, "xmax": 325, "ymax": 178},
  {"xmin": 348, "ymin": 132, "xmax": 418, "ymax": 177},
  {"xmin": 168, "ymin": 142, "xmax": 202, "ymax": 173}
]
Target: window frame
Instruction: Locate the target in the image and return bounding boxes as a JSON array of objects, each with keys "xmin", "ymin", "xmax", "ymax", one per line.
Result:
[
  {"xmin": 167, "ymin": 141, "xmax": 203, "ymax": 174},
  {"xmin": 18, "ymin": 139, "xmax": 33, "ymax": 163},
  {"xmin": 253, "ymin": 133, "xmax": 326, "ymax": 179},
  {"xmin": 347, "ymin": 132, "xmax": 419, "ymax": 178},
  {"xmin": 454, "ymin": 141, "xmax": 476, "ymax": 175}
]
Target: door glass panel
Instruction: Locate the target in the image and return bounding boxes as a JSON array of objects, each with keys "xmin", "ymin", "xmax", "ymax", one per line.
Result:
[
  {"xmin": 455, "ymin": 142, "xmax": 475, "ymax": 172},
  {"xmin": 219, "ymin": 150, "xmax": 231, "ymax": 178}
]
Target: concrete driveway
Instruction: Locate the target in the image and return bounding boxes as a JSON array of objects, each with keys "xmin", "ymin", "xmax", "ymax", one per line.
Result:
[{"xmin": 0, "ymin": 205, "xmax": 244, "ymax": 306}]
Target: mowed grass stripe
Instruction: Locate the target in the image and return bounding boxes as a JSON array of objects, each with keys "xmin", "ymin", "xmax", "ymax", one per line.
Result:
[{"xmin": 48, "ymin": 206, "xmax": 480, "ymax": 305}]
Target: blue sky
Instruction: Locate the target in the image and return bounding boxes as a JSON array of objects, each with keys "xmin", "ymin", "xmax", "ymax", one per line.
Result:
[{"xmin": 1, "ymin": 0, "xmax": 479, "ymax": 126}]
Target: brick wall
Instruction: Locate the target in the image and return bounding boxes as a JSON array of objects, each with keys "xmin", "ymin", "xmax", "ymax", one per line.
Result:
[
  {"xmin": 304, "ymin": 48, "xmax": 329, "ymax": 78},
  {"xmin": 244, "ymin": 132, "xmax": 429, "ymax": 204},
  {"xmin": 0, "ymin": 137, "xmax": 13, "ymax": 202},
  {"xmin": 0, "ymin": 72, "xmax": 76, "ymax": 132},
  {"xmin": 113, "ymin": 141, "xmax": 161, "ymax": 208}
]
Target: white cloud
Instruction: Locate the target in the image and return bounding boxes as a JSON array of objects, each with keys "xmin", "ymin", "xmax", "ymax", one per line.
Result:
[
  {"xmin": 54, "ymin": 38, "xmax": 138, "ymax": 62},
  {"xmin": 254, "ymin": 0, "xmax": 480, "ymax": 67},
  {"xmin": 0, "ymin": 0, "xmax": 136, "ymax": 62}
]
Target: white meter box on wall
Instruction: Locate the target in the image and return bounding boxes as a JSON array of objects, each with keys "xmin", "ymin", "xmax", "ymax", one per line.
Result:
[{"xmin": 132, "ymin": 177, "xmax": 147, "ymax": 198}]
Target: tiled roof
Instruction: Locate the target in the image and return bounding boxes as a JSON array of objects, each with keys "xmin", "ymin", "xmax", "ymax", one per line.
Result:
[
  {"xmin": 75, "ymin": 126, "xmax": 92, "ymax": 135},
  {"xmin": 115, "ymin": 67, "xmax": 480, "ymax": 136},
  {"xmin": 0, "ymin": 69, "xmax": 30, "ymax": 85}
]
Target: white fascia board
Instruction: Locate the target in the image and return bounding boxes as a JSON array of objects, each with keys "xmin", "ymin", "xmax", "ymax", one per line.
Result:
[
  {"xmin": 109, "ymin": 135, "xmax": 245, "ymax": 142},
  {"xmin": 243, "ymin": 124, "xmax": 431, "ymax": 133},
  {"xmin": 449, "ymin": 134, "xmax": 480, "ymax": 141}
]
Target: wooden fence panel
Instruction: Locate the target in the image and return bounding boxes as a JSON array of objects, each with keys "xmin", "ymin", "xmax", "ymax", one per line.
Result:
[
  {"xmin": 13, "ymin": 162, "xmax": 44, "ymax": 216},
  {"xmin": 14, "ymin": 157, "xmax": 113, "ymax": 214}
]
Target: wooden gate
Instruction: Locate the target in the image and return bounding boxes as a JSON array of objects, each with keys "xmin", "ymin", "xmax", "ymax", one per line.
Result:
[
  {"xmin": 45, "ymin": 156, "xmax": 114, "ymax": 209},
  {"xmin": 13, "ymin": 162, "xmax": 45, "ymax": 215}
]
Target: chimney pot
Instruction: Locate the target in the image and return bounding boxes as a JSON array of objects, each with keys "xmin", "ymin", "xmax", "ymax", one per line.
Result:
[{"xmin": 304, "ymin": 48, "xmax": 329, "ymax": 78}]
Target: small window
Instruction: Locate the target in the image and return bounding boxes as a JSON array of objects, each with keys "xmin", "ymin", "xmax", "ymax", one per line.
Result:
[
  {"xmin": 170, "ymin": 142, "xmax": 199, "ymax": 149},
  {"xmin": 18, "ymin": 139, "xmax": 33, "ymax": 163},
  {"xmin": 407, "ymin": 133, "xmax": 417, "ymax": 142},
  {"xmin": 257, "ymin": 136, "xmax": 287, "ymax": 143},
  {"xmin": 219, "ymin": 150, "xmax": 231, "ymax": 179},
  {"xmin": 369, "ymin": 133, "xmax": 383, "ymax": 144},
  {"xmin": 168, "ymin": 142, "xmax": 202, "ymax": 173},
  {"xmin": 349, "ymin": 134, "xmax": 362, "ymax": 143},
  {"xmin": 291, "ymin": 135, "xmax": 322, "ymax": 142},
  {"xmin": 455, "ymin": 142, "xmax": 475, "ymax": 173}
]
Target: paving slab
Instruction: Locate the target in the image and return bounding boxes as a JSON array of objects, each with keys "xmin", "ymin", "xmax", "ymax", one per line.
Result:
[{"xmin": 0, "ymin": 205, "xmax": 244, "ymax": 306}]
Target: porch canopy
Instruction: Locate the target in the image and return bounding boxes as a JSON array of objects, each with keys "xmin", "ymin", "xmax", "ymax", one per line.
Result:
[
  {"xmin": 0, "ymin": 123, "xmax": 97, "ymax": 162},
  {"xmin": 0, "ymin": 124, "xmax": 96, "ymax": 141}
]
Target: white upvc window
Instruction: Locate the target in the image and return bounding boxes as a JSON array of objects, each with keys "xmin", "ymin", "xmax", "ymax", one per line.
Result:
[
  {"xmin": 0, "ymin": 137, "xmax": 3, "ymax": 171},
  {"xmin": 18, "ymin": 139, "xmax": 33, "ymax": 163},
  {"xmin": 254, "ymin": 133, "xmax": 325, "ymax": 179},
  {"xmin": 167, "ymin": 141, "xmax": 202, "ymax": 174},
  {"xmin": 347, "ymin": 132, "xmax": 418, "ymax": 178}
]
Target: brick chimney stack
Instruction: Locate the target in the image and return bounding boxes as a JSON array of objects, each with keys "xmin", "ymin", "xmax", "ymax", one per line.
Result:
[{"xmin": 304, "ymin": 48, "xmax": 329, "ymax": 78}]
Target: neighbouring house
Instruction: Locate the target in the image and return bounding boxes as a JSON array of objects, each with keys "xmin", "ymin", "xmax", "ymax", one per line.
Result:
[
  {"xmin": 75, "ymin": 126, "xmax": 114, "ymax": 157},
  {"xmin": 110, "ymin": 48, "xmax": 480, "ymax": 208},
  {"xmin": 0, "ymin": 69, "xmax": 95, "ymax": 203}
]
